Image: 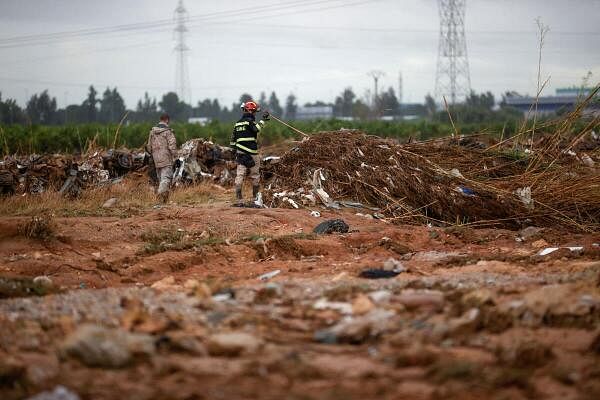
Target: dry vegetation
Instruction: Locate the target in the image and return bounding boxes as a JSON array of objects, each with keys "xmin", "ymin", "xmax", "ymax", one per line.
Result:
[{"xmin": 0, "ymin": 178, "xmax": 229, "ymax": 218}]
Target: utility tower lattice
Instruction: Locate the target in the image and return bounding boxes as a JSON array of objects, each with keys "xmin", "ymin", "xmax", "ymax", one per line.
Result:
[
  {"xmin": 367, "ymin": 70, "xmax": 385, "ymax": 108},
  {"xmin": 435, "ymin": 0, "xmax": 471, "ymax": 104},
  {"xmin": 174, "ymin": 0, "xmax": 191, "ymax": 104}
]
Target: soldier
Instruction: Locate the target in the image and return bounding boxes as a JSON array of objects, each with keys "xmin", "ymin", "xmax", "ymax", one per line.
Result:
[
  {"xmin": 147, "ymin": 113, "xmax": 177, "ymax": 203},
  {"xmin": 230, "ymin": 101, "xmax": 270, "ymax": 203}
]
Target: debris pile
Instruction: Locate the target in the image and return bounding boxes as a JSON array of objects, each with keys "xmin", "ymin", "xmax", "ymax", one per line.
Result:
[
  {"xmin": 0, "ymin": 139, "xmax": 238, "ymax": 197},
  {"xmin": 262, "ymin": 130, "xmax": 600, "ymax": 230},
  {"xmin": 173, "ymin": 138, "xmax": 237, "ymax": 186}
]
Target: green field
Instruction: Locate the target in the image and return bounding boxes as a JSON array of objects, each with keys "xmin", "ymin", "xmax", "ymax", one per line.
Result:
[{"xmin": 0, "ymin": 119, "xmax": 531, "ymax": 155}]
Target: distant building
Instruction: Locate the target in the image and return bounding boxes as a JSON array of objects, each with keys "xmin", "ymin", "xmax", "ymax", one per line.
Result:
[
  {"xmin": 504, "ymin": 87, "xmax": 599, "ymax": 117},
  {"xmin": 188, "ymin": 117, "xmax": 210, "ymax": 125},
  {"xmin": 295, "ymin": 105, "xmax": 334, "ymax": 120}
]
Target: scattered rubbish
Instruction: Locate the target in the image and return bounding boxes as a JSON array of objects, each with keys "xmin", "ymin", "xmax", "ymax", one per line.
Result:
[
  {"xmin": 102, "ymin": 197, "xmax": 118, "ymax": 208},
  {"xmin": 449, "ymin": 168, "xmax": 464, "ymax": 178},
  {"xmin": 515, "ymin": 186, "xmax": 534, "ymax": 211},
  {"xmin": 313, "ymin": 219, "xmax": 349, "ymax": 234},
  {"xmin": 538, "ymin": 246, "xmax": 584, "ymax": 256},
  {"xmin": 456, "ymin": 185, "xmax": 476, "ymax": 197},
  {"xmin": 359, "ymin": 268, "xmax": 401, "ymax": 279},
  {"xmin": 310, "ymin": 210, "xmax": 321, "ymax": 218},
  {"xmin": 258, "ymin": 269, "xmax": 281, "ymax": 281}
]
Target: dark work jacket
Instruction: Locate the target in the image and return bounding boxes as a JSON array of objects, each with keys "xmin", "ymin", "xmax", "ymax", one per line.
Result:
[{"xmin": 230, "ymin": 113, "xmax": 264, "ymax": 155}]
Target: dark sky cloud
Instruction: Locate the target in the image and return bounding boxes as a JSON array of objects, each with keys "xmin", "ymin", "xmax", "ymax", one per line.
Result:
[{"xmin": 1, "ymin": 0, "xmax": 599, "ymax": 109}]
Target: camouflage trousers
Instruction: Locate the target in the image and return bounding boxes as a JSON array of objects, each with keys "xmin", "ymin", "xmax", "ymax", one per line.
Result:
[
  {"xmin": 234, "ymin": 154, "xmax": 260, "ymax": 187},
  {"xmin": 156, "ymin": 166, "xmax": 173, "ymax": 195}
]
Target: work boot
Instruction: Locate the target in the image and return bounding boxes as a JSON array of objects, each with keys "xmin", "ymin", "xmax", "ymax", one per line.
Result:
[
  {"xmin": 159, "ymin": 192, "xmax": 169, "ymax": 204},
  {"xmin": 235, "ymin": 186, "xmax": 243, "ymax": 203},
  {"xmin": 252, "ymin": 185, "xmax": 260, "ymax": 200}
]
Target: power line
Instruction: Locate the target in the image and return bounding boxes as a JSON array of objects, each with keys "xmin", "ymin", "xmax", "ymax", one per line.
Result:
[{"xmin": 0, "ymin": 0, "xmax": 360, "ymax": 48}]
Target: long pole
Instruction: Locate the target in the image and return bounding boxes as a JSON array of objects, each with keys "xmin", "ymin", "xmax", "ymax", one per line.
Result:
[{"xmin": 269, "ymin": 114, "xmax": 309, "ymax": 138}]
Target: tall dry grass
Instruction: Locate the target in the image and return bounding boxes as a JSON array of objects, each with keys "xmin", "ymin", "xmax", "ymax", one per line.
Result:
[{"xmin": 0, "ymin": 178, "xmax": 231, "ymax": 217}]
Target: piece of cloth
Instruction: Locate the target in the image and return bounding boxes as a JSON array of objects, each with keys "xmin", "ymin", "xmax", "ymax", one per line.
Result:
[
  {"xmin": 234, "ymin": 154, "xmax": 260, "ymax": 187},
  {"xmin": 147, "ymin": 122, "xmax": 177, "ymax": 168},
  {"xmin": 229, "ymin": 113, "xmax": 266, "ymax": 155},
  {"xmin": 156, "ymin": 166, "xmax": 173, "ymax": 195}
]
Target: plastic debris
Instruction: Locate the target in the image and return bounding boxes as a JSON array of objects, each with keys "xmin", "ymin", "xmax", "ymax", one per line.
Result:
[
  {"xmin": 515, "ymin": 186, "xmax": 534, "ymax": 211},
  {"xmin": 258, "ymin": 270, "xmax": 281, "ymax": 281},
  {"xmin": 359, "ymin": 269, "xmax": 401, "ymax": 279},
  {"xmin": 538, "ymin": 246, "xmax": 584, "ymax": 256},
  {"xmin": 313, "ymin": 219, "xmax": 349, "ymax": 234}
]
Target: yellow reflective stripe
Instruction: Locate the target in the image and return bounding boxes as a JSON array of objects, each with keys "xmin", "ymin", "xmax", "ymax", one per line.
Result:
[
  {"xmin": 236, "ymin": 137, "xmax": 257, "ymax": 142},
  {"xmin": 235, "ymin": 121, "xmax": 250, "ymax": 127},
  {"xmin": 235, "ymin": 143, "xmax": 258, "ymax": 154}
]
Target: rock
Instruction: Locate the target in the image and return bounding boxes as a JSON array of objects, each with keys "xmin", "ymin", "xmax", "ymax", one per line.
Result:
[
  {"xmin": 369, "ymin": 290, "xmax": 392, "ymax": 303},
  {"xmin": 0, "ymin": 355, "xmax": 26, "ymax": 385},
  {"xmin": 157, "ymin": 332, "xmax": 207, "ymax": 356},
  {"xmin": 462, "ymin": 289, "xmax": 495, "ymax": 308},
  {"xmin": 183, "ymin": 279, "xmax": 211, "ymax": 298},
  {"xmin": 589, "ymin": 330, "xmax": 600, "ymax": 354},
  {"xmin": 254, "ymin": 283, "xmax": 282, "ymax": 304},
  {"xmin": 447, "ymin": 308, "xmax": 481, "ymax": 336},
  {"xmin": 314, "ymin": 309, "xmax": 395, "ymax": 344},
  {"xmin": 21, "ymin": 353, "xmax": 59, "ymax": 385},
  {"xmin": 383, "ymin": 257, "xmax": 407, "ymax": 272},
  {"xmin": 499, "ymin": 339, "xmax": 554, "ymax": 367},
  {"xmin": 398, "ymin": 290, "xmax": 445, "ymax": 311},
  {"xmin": 531, "ymin": 239, "xmax": 549, "ymax": 249},
  {"xmin": 331, "ymin": 272, "xmax": 348, "ymax": 281},
  {"xmin": 206, "ymin": 332, "xmax": 262, "ymax": 357},
  {"xmin": 150, "ymin": 276, "xmax": 177, "ymax": 291},
  {"xmin": 91, "ymin": 252, "xmax": 102, "ymax": 261},
  {"xmin": 102, "ymin": 198, "xmax": 118, "ymax": 208},
  {"xmin": 518, "ymin": 226, "xmax": 544, "ymax": 241},
  {"xmin": 313, "ymin": 219, "xmax": 349, "ymax": 234},
  {"xmin": 352, "ymin": 293, "xmax": 375, "ymax": 315},
  {"xmin": 25, "ymin": 386, "xmax": 80, "ymax": 400},
  {"xmin": 60, "ymin": 324, "xmax": 155, "ymax": 368},
  {"xmin": 313, "ymin": 298, "xmax": 353, "ymax": 315},
  {"xmin": 32, "ymin": 275, "xmax": 54, "ymax": 291}
]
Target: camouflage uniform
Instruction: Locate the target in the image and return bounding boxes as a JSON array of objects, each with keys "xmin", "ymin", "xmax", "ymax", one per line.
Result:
[{"xmin": 147, "ymin": 122, "xmax": 177, "ymax": 201}]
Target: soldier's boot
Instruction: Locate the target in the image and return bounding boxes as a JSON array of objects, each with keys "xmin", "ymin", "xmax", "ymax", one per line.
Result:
[
  {"xmin": 235, "ymin": 185, "xmax": 243, "ymax": 204},
  {"xmin": 252, "ymin": 185, "xmax": 260, "ymax": 200}
]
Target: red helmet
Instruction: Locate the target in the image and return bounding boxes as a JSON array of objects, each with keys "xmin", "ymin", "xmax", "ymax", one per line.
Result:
[{"xmin": 241, "ymin": 101, "xmax": 260, "ymax": 113}]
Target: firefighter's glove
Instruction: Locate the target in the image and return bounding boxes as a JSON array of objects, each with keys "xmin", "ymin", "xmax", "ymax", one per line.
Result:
[{"xmin": 262, "ymin": 112, "xmax": 270, "ymax": 121}]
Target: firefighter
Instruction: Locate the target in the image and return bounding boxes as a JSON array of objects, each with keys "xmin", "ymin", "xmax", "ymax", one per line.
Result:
[
  {"xmin": 147, "ymin": 113, "xmax": 177, "ymax": 203},
  {"xmin": 230, "ymin": 101, "xmax": 270, "ymax": 203}
]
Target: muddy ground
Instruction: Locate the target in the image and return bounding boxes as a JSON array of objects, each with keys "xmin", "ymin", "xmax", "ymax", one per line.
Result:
[{"xmin": 1, "ymin": 193, "xmax": 599, "ymax": 400}]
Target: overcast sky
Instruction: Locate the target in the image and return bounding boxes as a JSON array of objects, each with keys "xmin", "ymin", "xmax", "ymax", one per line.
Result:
[{"xmin": 1, "ymin": 0, "xmax": 599, "ymax": 110}]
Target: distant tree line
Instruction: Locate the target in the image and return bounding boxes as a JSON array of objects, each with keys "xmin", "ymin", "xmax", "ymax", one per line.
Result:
[{"xmin": 0, "ymin": 84, "xmax": 523, "ymax": 126}]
